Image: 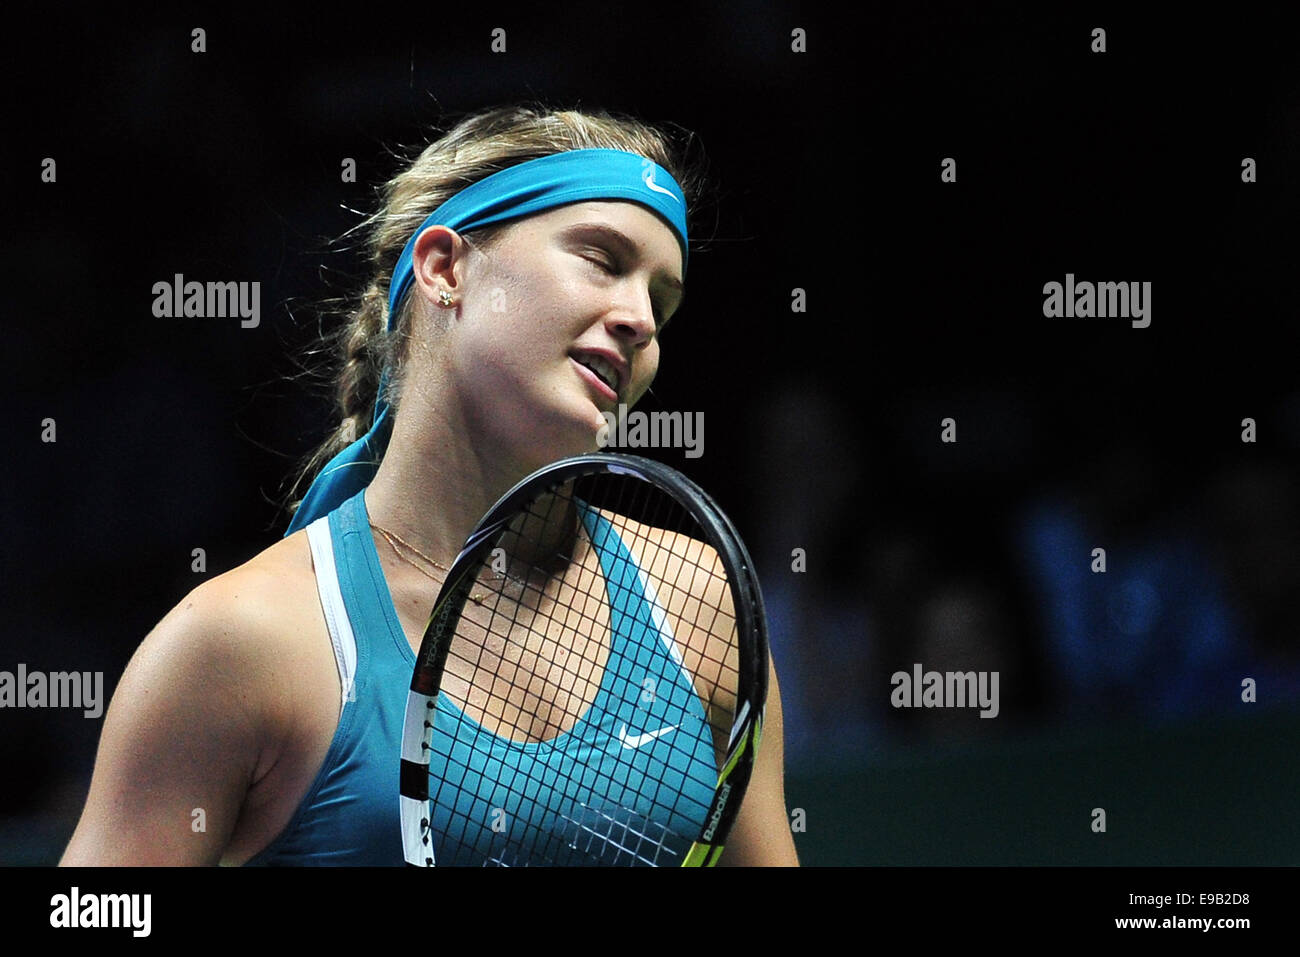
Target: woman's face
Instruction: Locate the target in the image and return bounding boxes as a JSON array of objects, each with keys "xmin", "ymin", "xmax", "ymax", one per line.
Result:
[{"xmin": 413, "ymin": 200, "xmax": 685, "ymax": 472}]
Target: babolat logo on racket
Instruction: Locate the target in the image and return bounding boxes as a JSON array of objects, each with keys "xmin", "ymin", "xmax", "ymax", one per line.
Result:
[{"xmin": 701, "ymin": 782, "xmax": 732, "ymax": 842}]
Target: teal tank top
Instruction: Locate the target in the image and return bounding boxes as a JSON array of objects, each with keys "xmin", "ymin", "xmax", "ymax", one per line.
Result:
[{"xmin": 247, "ymin": 488, "xmax": 717, "ymax": 866}]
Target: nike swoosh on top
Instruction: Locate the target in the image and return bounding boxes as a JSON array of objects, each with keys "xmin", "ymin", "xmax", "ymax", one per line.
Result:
[{"xmin": 618, "ymin": 723, "xmax": 679, "ymax": 749}]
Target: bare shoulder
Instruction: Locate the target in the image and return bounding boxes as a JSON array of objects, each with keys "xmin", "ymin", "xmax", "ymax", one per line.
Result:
[
  {"xmin": 149, "ymin": 529, "xmax": 335, "ymax": 793},
  {"xmin": 61, "ymin": 529, "xmax": 334, "ymax": 865},
  {"xmin": 160, "ymin": 531, "xmax": 320, "ymax": 662},
  {"xmin": 597, "ymin": 511, "xmax": 738, "ymax": 714},
  {"xmin": 142, "ymin": 531, "xmax": 324, "ymax": 718},
  {"xmin": 596, "ymin": 512, "xmax": 734, "ymax": 638}
]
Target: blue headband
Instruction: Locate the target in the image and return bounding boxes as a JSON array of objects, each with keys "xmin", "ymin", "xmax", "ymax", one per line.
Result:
[{"xmin": 285, "ymin": 148, "xmax": 690, "ymax": 535}]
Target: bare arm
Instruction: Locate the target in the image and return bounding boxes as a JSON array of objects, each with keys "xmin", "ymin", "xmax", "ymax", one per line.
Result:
[
  {"xmin": 717, "ymin": 656, "xmax": 799, "ymax": 866},
  {"xmin": 60, "ymin": 578, "xmax": 279, "ymax": 866}
]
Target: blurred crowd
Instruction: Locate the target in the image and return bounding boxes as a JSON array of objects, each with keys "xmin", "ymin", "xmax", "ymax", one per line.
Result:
[{"xmin": 749, "ymin": 381, "xmax": 1300, "ymax": 770}]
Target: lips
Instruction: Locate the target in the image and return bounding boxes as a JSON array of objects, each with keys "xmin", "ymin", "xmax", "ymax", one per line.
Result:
[
  {"xmin": 573, "ymin": 353, "xmax": 619, "ymax": 393},
  {"xmin": 569, "ymin": 348, "xmax": 628, "ymax": 401},
  {"xmin": 571, "ymin": 356, "xmax": 619, "ymax": 403}
]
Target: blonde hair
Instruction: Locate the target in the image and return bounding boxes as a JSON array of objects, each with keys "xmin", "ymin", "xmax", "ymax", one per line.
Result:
[{"xmin": 281, "ymin": 103, "xmax": 709, "ymax": 521}]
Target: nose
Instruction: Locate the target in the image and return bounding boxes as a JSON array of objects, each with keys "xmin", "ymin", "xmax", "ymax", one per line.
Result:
[{"xmin": 605, "ymin": 290, "xmax": 657, "ymax": 347}]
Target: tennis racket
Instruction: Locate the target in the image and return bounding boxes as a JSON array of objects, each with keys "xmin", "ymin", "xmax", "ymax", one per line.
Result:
[{"xmin": 399, "ymin": 452, "xmax": 769, "ymax": 867}]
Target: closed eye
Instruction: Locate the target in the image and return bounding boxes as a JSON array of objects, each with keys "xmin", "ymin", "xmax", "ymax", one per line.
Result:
[
  {"xmin": 584, "ymin": 251, "xmax": 619, "ymax": 274},
  {"xmin": 583, "ymin": 250, "xmax": 669, "ymax": 330}
]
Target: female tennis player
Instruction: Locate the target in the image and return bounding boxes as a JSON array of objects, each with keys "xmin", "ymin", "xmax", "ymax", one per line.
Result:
[{"xmin": 60, "ymin": 104, "xmax": 798, "ymax": 866}]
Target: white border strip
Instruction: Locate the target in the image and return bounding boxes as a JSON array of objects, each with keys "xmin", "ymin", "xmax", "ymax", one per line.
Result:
[{"xmin": 307, "ymin": 517, "xmax": 357, "ymax": 712}]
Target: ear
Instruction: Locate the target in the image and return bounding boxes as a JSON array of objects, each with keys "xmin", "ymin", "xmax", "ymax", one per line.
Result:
[{"xmin": 409, "ymin": 226, "xmax": 465, "ymax": 309}]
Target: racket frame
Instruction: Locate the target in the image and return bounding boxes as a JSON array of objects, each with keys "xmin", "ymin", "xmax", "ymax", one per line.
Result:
[{"xmin": 399, "ymin": 452, "xmax": 769, "ymax": 867}]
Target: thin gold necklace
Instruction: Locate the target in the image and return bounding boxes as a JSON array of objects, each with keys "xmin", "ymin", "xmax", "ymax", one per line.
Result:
[{"xmin": 369, "ymin": 521, "xmax": 488, "ymax": 605}]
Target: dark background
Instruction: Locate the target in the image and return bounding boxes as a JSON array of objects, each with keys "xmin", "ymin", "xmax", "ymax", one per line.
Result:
[{"xmin": 3, "ymin": 5, "xmax": 1297, "ymax": 864}]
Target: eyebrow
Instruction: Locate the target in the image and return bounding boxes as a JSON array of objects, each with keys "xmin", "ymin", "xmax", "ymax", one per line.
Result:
[{"xmin": 560, "ymin": 221, "xmax": 686, "ymax": 305}]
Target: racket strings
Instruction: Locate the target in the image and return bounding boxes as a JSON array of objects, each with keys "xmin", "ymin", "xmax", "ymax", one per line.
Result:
[
  {"xmin": 427, "ymin": 473, "xmax": 741, "ymax": 865},
  {"xmin": 444, "ymin": 494, "xmax": 612, "ymax": 742}
]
